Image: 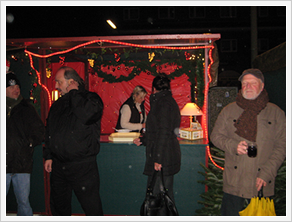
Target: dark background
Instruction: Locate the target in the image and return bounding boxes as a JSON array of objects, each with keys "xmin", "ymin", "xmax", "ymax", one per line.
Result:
[{"xmin": 6, "ymin": 6, "xmax": 286, "ymax": 80}]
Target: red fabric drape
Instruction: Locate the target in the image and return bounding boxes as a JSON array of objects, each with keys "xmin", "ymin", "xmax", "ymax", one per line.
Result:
[
  {"xmin": 89, "ymin": 72, "xmax": 191, "ymax": 134},
  {"xmin": 49, "ymin": 62, "xmax": 192, "ymax": 134},
  {"xmin": 49, "ymin": 62, "xmax": 85, "ymax": 93}
]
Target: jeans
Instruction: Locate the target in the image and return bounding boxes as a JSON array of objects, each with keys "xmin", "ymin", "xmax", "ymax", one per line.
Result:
[
  {"xmin": 221, "ymin": 192, "xmax": 247, "ymax": 216},
  {"xmin": 6, "ymin": 173, "xmax": 33, "ymax": 216}
]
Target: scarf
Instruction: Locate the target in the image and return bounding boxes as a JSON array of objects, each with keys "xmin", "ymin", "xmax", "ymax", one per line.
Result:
[
  {"xmin": 6, "ymin": 95, "xmax": 23, "ymax": 116},
  {"xmin": 234, "ymin": 89, "xmax": 269, "ymax": 142}
]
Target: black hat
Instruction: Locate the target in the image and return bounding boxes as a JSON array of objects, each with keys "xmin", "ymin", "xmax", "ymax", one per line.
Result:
[
  {"xmin": 6, "ymin": 72, "xmax": 21, "ymax": 88},
  {"xmin": 238, "ymin": 68, "xmax": 264, "ymax": 83}
]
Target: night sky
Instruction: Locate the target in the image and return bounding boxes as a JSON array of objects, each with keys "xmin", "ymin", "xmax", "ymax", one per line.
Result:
[{"xmin": 6, "ymin": 6, "xmax": 117, "ymax": 39}]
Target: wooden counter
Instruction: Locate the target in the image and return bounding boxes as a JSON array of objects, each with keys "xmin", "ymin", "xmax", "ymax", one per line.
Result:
[{"xmin": 7, "ymin": 137, "xmax": 208, "ymax": 216}]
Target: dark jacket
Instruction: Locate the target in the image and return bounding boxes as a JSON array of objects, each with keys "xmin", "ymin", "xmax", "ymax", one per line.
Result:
[
  {"xmin": 210, "ymin": 102, "xmax": 286, "ymax": 198},
  {"xmin": 43, "ymin": 89, "xmax": 103, "ymax": 163},
  {"xmin": 6, "ymin": 98, "xmax": 45, "ymax": 173},
  {"xmin": 142, "ymin": 90, "xmax": 181, "ymax": 176},
  {"xmin": 115, "ymin": 96, "xmax": 145, "ymax": 131}
]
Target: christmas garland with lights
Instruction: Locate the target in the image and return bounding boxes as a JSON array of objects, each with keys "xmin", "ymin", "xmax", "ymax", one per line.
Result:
[
  {"xmin": 7, "ymin": 46, "xmax": 206, "ymax": 107},
  {"xmin": 47, "ymin": 47, "xmax": 206, "ymax": 106},
  {"xmin": 88, "ymin": 48, "xmax": 205, "ymax": 106}
]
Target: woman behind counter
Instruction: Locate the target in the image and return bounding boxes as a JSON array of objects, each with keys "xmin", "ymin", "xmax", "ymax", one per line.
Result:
[{"xmin": 115, "ymin": 85, "xmax": 147, "ymax": 132}]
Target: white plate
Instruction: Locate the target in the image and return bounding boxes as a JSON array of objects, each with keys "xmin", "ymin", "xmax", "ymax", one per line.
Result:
[{"xmin": 115, "ymin": 129, "xmax": 131, "ymax": 133}]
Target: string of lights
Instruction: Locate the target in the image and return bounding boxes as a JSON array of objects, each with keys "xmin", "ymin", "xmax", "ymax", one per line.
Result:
[
  {"xmin": 24, "ymin": 39, "xmax": 214, "ymax": 59},
  {"xmin": 27, "ymin": 53, "xmax": 52, "ymax": 107},
  {"xmin": 25, "ymin": 39, "xmax": 223, "ymax": 170},
  {"xmin": 204, "ymin": 46, "xmax": 224, "ymax": 171}
]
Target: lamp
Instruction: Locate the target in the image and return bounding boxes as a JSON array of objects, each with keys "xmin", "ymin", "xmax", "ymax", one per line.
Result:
[
  {"xmin": 180, "ymin": 103, "xmax": 204, "ymax": 140},
  {"xmin": 180, "ymin": 102, "xmax": 203, "ymax": 129}
]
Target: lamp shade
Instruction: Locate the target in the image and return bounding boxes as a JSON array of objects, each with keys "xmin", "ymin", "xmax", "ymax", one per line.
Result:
[{"xmin": 180, "ymin": 103, "xmax": 203, "ymax": 116}]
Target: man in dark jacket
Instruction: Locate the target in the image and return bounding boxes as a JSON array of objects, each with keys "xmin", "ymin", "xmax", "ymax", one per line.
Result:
[
  {"xmin": 43, "ymin": 66, "xmax": 104, "ymax": 216},
  {"xmin": 6, "ymin": 72, "xmax": 45, "ymax": 216},
  {"xmin": 134, "ymin": 73, "xmax": 181, "ymax": 216}
]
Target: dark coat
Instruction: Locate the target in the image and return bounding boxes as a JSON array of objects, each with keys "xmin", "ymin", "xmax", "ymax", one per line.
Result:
[
  {"xmin": 142, "ymin": 90, "xmax": 181, "ymax": 176},
  {"xmin": 6, "ymin": 98, "xmax": 45, "ymax": 173},
  {"xmin": 44, "ymin": 89, "xmax": 103, "ymax": 163}
]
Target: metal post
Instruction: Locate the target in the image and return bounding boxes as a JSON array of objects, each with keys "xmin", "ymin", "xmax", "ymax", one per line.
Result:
[{"xmin": 251, "ymin": 6, "xmax": 258, "ymax": 66}]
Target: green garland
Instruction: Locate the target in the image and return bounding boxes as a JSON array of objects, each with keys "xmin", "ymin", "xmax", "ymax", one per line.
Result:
[
  {"xmin": 8, "ymin": 47, "xmax": 206, "ymax": 107},
  {"xmin": 85, "ymin": 47, "xmax": 205, "ymax": 106}
]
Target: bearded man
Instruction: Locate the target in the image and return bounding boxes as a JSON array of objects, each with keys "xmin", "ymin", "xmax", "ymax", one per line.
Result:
[{"xmin": 210, "ymin": 68, "xmax": 286, "ymax": 216}]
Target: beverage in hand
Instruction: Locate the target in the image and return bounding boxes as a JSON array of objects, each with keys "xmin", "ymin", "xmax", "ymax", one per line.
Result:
[{"xmin": 247, "ymin": 144, "xmax": 257, "ymax": 157}]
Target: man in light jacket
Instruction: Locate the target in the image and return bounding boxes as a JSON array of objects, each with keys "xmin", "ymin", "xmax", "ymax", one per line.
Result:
[{"xmin": 210, "ymin": 68, "xmax": 286, "ymax": 216}]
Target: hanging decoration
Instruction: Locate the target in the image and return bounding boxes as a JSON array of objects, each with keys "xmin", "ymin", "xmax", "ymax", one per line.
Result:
[
  {"xmin": 88, "ymin": 59, "xmax": 95, "ymax": 67},
  {"xmin": 24, "ymin": 42, "xmax": 210, "ymax": 109},
  {"xmin": 6, "ymin": 59, "xmax": 10, "ymax": 73},
  {"xmin": 23, "ymin": 39, "xmax": 212, "ymax": 126},
  {"xmin": 59, "ymin": 56, "xmax": 65, "ymax": 65},
  {"xmin": 11, "ymin": 54, "xmax": 18, "ymax": 62},
  {"xmin": 46, "ymin": 68, "xmax": 52, "ymax": 78},
  {"xmin": 148, "ymin": 52, "xmax": 155, "ymax": 62},
  {"xmin": 114, "ymin": 53, "xmax": 121, "ymax": 62},
  {"xmin": 20, "ymin": 39, "xmax": 221, "ymax": 170}
]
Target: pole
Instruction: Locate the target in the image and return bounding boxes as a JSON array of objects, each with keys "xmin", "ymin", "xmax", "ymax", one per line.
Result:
[{"xmin": 251, "ymin": 6, "xmax": 258, "ymax": 66}]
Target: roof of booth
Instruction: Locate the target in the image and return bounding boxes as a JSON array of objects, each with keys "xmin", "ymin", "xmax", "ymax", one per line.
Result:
[{"xmin": 7, "ymin": 33, "xmax": 221, "ymax": 52}]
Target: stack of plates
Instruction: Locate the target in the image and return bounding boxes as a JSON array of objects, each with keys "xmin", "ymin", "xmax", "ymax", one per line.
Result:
[{"xmin": 108, "ymin": 131, "xmax": 140, "ymax": 142}]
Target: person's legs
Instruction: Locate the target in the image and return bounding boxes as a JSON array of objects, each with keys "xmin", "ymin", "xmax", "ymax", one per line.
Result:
[
  {"xmin": 50, "ymin": 162, "xmax": 73, "ymax": 216},
  {"xmin": 6, "ymin": 173, "xmax": 12, "ymax": 196},
  {"xmin": 11, "ymin": 173, "xmax": 33, "ymax": 216},
  {"xmin": 221, "ymin": 192, "xmax": 246, "ymax": 216},
  {"xmin": 71, "ymin": 161, "xmax": 103, "ymax": 216}
]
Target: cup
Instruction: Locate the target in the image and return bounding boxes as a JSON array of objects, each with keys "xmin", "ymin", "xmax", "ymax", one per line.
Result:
[{"xmin": 247, "ymin": 142, "xmax": 257, "ymax": 158}]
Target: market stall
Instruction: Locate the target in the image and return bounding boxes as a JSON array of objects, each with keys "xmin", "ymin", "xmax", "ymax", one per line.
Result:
[{"xmin": 6, "ymin": 33, "xmax": 221, "ymax": 215}]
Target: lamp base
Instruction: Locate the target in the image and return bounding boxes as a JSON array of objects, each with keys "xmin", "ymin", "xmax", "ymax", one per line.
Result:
[{"xmin": 179, "ymin": 128, "xmax": 203, "ymax": 140}]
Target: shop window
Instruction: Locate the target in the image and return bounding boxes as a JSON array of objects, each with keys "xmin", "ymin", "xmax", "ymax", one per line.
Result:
[
  {"xmin": 258, "ymin": 39, "xmax": 269, "ymax": 52},
  {"xmin": 221, "ymin": 39, "xmax": 237, "ymax": 52},
  {"xmin": 158, "ymin": 7, "xmax": 175, "ymax": 19},
  {"xmin": 189, "ymin": 6, "xmax": 206, "ymax": 18},
  {"xmin": 259, "ymin": 6, "xmax": 268, "ymax": 17},
  {"xmin": 123, "ymin": 8, "xmax": 140, "ymax": 21},
  {"xmin": 220, "ymin": 6, "xmax": 237, "ymax": 18},
  {"xmin": 277, "ymin": 6, "xmax": 286, "ymax": 17}
]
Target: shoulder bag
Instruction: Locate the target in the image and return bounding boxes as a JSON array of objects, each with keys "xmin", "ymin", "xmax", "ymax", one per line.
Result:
[{"xmin": 140, "ymin": 168, "xmax": 179, "ymax": 216}]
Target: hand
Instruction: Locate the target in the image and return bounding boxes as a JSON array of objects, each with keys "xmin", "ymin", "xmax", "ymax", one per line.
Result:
[
  {"xmin": 142, "ymin": 123, "xmax": 146, "ymax": 128},
  {"xmin": 154, "ymin": 162, "xmax": 162, "ymax": 171},
  {"xmin": 66, "ymin": 79, "xmax": 79, "ymax": 92},
  {"xmin": 44, "ymin": 159, "xmax": 53, "ymax": 173},
  {"xmin": 256, "ymin": 177, "xmax": 267, "ymax": 191},
  {"xmin": 133, "ymin": 138, "xmax": 141, "ymax": 146},
  {"xmin": 237, "ymin": 141, "xmax": 248, "ymax": 155}
]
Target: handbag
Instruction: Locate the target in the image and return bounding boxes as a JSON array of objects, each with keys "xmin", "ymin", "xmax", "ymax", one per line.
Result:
[
  {"xmin": 140, "ymin": 168, "xmax": 179, "ymax": 216},
  {"xmin": 239, "ymin": 187, "xmax": 276, "ymax": 216}
]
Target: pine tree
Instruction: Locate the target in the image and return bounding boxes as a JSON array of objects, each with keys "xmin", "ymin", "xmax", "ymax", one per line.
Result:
[{"xmin": 195, "ymin": 146, "xmax": 286, "ymax": 216}]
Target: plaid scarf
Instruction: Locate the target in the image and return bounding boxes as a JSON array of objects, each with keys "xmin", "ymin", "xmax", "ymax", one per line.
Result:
[{"xmin": 234, "ymin": 89, "xmax": 269, "ymax": 142}]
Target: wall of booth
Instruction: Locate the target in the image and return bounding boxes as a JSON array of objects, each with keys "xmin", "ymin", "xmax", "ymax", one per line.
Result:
[{"xmin": 6, "ymin": 39, "xmax": 216, "ymax": 215}]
